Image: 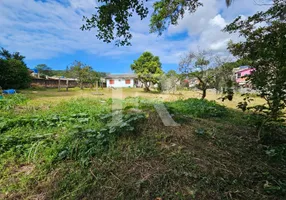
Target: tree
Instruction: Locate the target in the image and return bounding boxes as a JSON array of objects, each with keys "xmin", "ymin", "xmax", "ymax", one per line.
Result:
[
  {"xmin": 81, "ymin": 0, "xmax": 235, "ymax": 46},
  {"xmin": 35, "ymin": 64, "xmax": 54, "ymax": 77},
  {"xmin": 159, "ymin": 70, "xmax": 182, "ymax": 93},
  {"xmin": 0, "ymin": 48, "xmax": 31, "ymax": 89},
  {"xmin": 131, "ymin": 52, "xmax": 163, "ymax": 92},
  {"xmin": 211, "ymin": 57, "xmax": 250, "ymax": 96},
  {"xmin": 179, "ymin": 51, "xmax": 213, "ymax": 99},
  {"xmin": 69, "ymin": 61, "xmax": 92, "ymax": 89},
  {"xmin": 224, "ymin": 0, "xmax": 286, "ymax": 135}
]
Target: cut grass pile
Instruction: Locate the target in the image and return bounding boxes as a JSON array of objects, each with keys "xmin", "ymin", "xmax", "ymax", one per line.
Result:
[{"xmin": 0, "ymin": 93, "xmax": 285, "ymax": 199}]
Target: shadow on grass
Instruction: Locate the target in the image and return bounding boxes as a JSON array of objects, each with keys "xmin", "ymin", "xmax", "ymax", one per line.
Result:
[{"xmin": 1, "ymin": 97, "xmax": 286, "ymax": 200}]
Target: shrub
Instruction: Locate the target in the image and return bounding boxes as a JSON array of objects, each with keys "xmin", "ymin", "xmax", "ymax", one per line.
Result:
[
  {"xmin": 0, "ymin": 94, "xmax": 28, "ymax": 110},
  {"xmin": 166, "ymin": 98, "xmax": 227, "ymax": 118}
]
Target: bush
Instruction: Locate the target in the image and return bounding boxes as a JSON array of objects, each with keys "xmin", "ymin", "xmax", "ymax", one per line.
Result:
[
  {"xmin": 166, "ymin": 98, "xmax": 227, "ymax": 118},
  {"xmin": 0, "ymin": 94, "xmax": 28, "ymax": 110}
]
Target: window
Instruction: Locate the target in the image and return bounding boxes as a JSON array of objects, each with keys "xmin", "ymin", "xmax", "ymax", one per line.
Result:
[
  {"xmin": 237, "ymin": 72, "xmax": 241, "ymax": 79},
  {"xmin": 109, "ymin": 79, "xmax": 114, "ymax": 84},
  {"xmin": 125, "ymin": 79, "xmax": 131, "ymax": 84}
]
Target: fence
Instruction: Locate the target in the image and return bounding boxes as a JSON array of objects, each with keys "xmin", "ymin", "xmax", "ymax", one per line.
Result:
[{"xmin": 31, "ymin": 78, "xmax": 106, "ymax": 89}]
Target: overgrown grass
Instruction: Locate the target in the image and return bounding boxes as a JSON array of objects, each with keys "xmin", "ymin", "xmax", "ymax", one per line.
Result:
[
  {"xmin": 166, "ymin": 98, "xmax": 227, "ymax": 118},
  {"xmin": 0, "ymin": 94, "xmax": 28, "ymax": 110},
  {"xmin": 0, "ymin": 94, "xmax": 285, "ymax": 199}
]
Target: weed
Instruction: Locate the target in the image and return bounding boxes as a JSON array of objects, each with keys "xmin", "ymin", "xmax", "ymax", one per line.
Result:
[
  {"xmin": 166, "ymin": 98, "xmax": 227, "ymax": 118},
  {"xmin": 0, "ymin": 94, "xmax": 28, "ymax": 110}
]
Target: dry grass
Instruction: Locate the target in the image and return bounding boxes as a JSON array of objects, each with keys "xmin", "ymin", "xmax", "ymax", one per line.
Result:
[
  {"xmin": 1, "ymin": 89, "xmax": 285, "ymax": 200},
  {"xmin": 20, "ymin": 88, "xmax": 266, "ymax": 110}
]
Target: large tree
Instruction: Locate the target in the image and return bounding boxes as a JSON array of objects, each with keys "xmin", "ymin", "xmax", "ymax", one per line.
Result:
[
  {"xmin": 0, "ymin": 48, "xmax": 31, "ymax": 89},
  {"xmin": 35, "ymin": 64, "xmax": 54, "ymax": 77},
  {"xmin": 131, "ymin": 52, "xmax": 163, "ymax": 91},
  {"xmin": 224, "ymin": 0, "xmax": 286, "ymax": 123},
  {"xmin": 69, "ymin": 61, "xmax": 92, "ymax": 89},
  {"xmin": 81, "ymin": 0, "xmax": 235, "ymax": 46},
  {"xmin": 179, "ymin": 51, "xmax": 214, "ymax": 99}
]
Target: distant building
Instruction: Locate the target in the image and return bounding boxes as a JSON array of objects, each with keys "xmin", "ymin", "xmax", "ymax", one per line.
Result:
[
  {"xmin": 105, "ymin": 74, "xmax": 138, "ymax": 88},
  {"xmin": 233, "ymin": 66, "xmax": 254, "ymax": 86},
  {"xmin": 29, "ymin": 68, "xmax": 39, "ymax": 78}
]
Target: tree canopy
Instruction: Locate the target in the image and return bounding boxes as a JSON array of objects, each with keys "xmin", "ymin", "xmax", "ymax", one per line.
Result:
[
  {"xmin": 179, "ymin": 50, "xmax": 213, "ymax": 99},
  {"xmin": 81, "ymin": 0, "xmax": 235, "ymax": 46},
  {"xmin": 35, "ymin": 64, "xmax": 54, "ymax": 77},
  {"xmin": 0, "ymin": 48, "xmax": 31, "ymax": 89},
  {"xmin": 224, "ymin": 0, "xmax": 286, "ymax": 122},
  {"xmin": 131, "ymin": 51, "xmax": 163, "ymax": 91},
  {"xmin": 68, "ymin": 61, "xmax": 93, "ymax": 89}
]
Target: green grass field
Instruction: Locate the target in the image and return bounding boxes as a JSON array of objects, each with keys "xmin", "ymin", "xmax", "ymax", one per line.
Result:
[
  {"xmin": 0, "ymin": 88, "xmax": 285, "ymax": 199},
  {"xmin": 20, "ymin": 87, "xmax": 266, "ymax": 109}
]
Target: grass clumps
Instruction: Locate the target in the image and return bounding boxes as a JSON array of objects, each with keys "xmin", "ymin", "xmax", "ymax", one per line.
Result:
[
  {"xmin": 0, "ymin": 95, "xmax": 286, "ymax": 199},
  {"xmin": 0, "ymin": 94, "xmax": 28, "ymax": 110},
  {"xmin": 166, "ymin": 98, "xmax": 227, "ymax": 118}
]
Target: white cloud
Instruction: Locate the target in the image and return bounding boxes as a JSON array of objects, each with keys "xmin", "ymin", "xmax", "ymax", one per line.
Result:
[
  {"xmin": 168, "ymin": 0, "xmax": 218, "ymax": 36},
  {"xmin": 210, "ymin": 15, "xmax": 227, "ymax": 29},
  {"xmin": 167, "ymin": 0, "xmax": 270, "ymax": 56},
  {"xmin": 0, "ymin": 0, "xmax": 270, "ymax": 66}
]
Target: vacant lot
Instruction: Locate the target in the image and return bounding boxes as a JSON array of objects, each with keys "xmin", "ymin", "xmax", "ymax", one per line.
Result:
[
  {"xmin": 20, "ymin": 88, "xmax": 265, "ymax": 109},
  {"xmin": 0, "ymin": 88, "xmax": 285, "ymax": 200}
]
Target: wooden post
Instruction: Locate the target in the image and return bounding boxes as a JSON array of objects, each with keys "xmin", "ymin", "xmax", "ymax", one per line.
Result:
[
  {"xmin": 58, "ymin": 77, "xmax": 61, "ymax": 92},
  {"xmin": 66, "ymin": 79, "xmax": 69, "ymax": 91},
  {"xmin": 96, "ymin": 80, "xmax": 98, "ymax": 93}
]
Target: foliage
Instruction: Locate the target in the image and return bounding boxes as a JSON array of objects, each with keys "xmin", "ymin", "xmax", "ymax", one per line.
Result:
[
  {"xmin": 85, "ymin": 70, "xmax": 102, "ymax": 87},
  {"xmin": 68, "ymin": 61, "xmax": 93, "ymax": 89},
  {"xmin": 0, "ymin": 94, "xmax": 28, "ymax": 111},
  {"xmin": 212, "ymin": 58, "xmax": 240, "ymax": 91},
  {"xmin": 81, "ymin": 0, "xmax": 233, "ymax": 46},
  {"xmin": 179, "ymin": 50, "xmax": 214, "ymax": 99},
  {"xmin": 150, "ymin": 0, "xmax": 202, "ymax": 35},
  {"xmin": 166, "ymin": 98, "xmax": 227, "ymax": 118},
  {"xmin": 1, "ymin": 94, "xmax": 286, "ymax": 199},
  {"xmin": 237, "ymin": 94, "xmax": 254, "ymax": 112},
  {"xmin": 0, "ymin": 97, "xmax": 146, "ymax": 166},
  {"xmin": 131, "ymin": 52, "xmax": 163, "ymax": 91},
  {"xmin": 50, "ymin": 68, "xmax": 70, "ymax": 77},
  {"xmin": 159, "ymin": 70, "xmax": 181, "ymax": 93},
  {"xmin": 56, "ymin": 111, "xmax": 146, "ymax": 166},
  {"xmin": 224, "ymin": 0, "xmax": 286, "ymax": 123},
  {"xmin": 0, "ymin": 48, "xmax": 31, "ymax": 89},
  {"xmin": 35, "ymin": 64, "xmax": 54, "ymax": 76}
]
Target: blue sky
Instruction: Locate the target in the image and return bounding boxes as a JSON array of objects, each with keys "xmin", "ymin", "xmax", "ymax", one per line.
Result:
[{"xmin": 0, "ymin": 0, "xmax": 270, "ymax": 73}]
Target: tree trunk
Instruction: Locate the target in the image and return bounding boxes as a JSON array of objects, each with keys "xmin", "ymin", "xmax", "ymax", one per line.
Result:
[
  {"xmin": 144, "ymin": 82, "xmax": 150, "ymax": 92},
  {"xmin": 201, "ymin": 89, "xmax": 206, "ymax": 99},
  {"xmin": 96, "ymin": 81, "xmax": 98, "ymax": 93},
  {"xmin": 144, "ymin": 86, "xmax": 150, "ymax": 92},
  {"xmin": 80, "ymin": 82, "xmax": 83, "ymax": 90}
]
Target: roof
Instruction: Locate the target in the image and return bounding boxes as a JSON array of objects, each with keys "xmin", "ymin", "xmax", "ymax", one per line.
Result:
[
  {"xmin": 235, "ymin": 68, "xmax": 253, "ymax": 74},
  {"xmin": 233, "ymin": 66, "xmax": 252, "ymax": 73},
  {"xmin": 239, "ymin": 65, "xmax": 249, "ymax": 69},
  {"xmin": 47, "ymin": 77, "xmax": 78, "ymax": 81},
  {"xmin": 105, "ymin": 73, "xmax": 137, "ymax": 79}
]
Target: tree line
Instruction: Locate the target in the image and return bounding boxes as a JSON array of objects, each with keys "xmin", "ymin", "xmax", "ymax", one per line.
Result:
[{"xmin": 0, "ymin": 49, "xmax": 106, "ymax": 90}]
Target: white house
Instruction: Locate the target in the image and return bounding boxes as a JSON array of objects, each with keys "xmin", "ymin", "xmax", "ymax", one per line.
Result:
[{"xmin": 106, "ymin": 74, "xmax": 138, "ymax": 88}]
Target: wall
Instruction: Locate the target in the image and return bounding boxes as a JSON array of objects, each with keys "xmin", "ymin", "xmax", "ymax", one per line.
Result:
[
  {"xmin": 236, "ymin": 69, "xmax": 253, "ymax": 84},
  {"xmin": 106, "ymin": 78, "xmax": 134, "ymax": 88}
]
